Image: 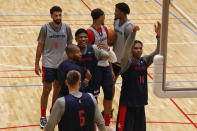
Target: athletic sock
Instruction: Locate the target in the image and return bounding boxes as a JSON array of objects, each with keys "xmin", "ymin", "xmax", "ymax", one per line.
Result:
[
  {"xmin": 104, "ymin": 113, "xmax": 111, "ymax": 126},
  {"xmin": 50, "ymin": 100, "xmax": 55, "ymax": 111},
  {"xmin": 41, "ymin": 107, "xmax": 47, "ymax": 118}
]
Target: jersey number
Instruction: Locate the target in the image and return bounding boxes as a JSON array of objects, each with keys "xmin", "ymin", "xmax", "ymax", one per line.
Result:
[
  {"xmin": 140, "ymin": 75, "xmax": 144, "ymax": 84},
  {"xmin": 55, "ymin": 42, "xmax": 59, "ymax": 49},
  {"xmin": 79, "ymin": 110, "xmax": 85, "ymax": 127}
]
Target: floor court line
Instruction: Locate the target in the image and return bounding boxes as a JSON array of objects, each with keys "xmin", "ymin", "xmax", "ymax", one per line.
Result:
[
  {"xmin": 0, "ymin": 45, "xmax": 36, "ymax": 48},
  {"xmin": 0, "ymin": 125, "xmax": 40, "ymax": 130},
  {"xmin": 0, "ymin": 76, "xmax": 40, "ymax": 78},
  {"xmin": 1, "ymin": 21, "xmax": 197, "ymax": 27},
  {"xmin": 0, "ymin": 70, "xmax": 34, "ymax": 72},
  {"xmin": 0, "ymin": 64, "xmax": 34, "ymax": 68},
  {"xmin": 1, "ymin": 1, "xmax": 196, "ymax": 130},
  {"xmin": 153, "ymin": 0, "xmax": 197, "ymax": 35},
  {"xmin": 0, "ymin": 17, "xmax": 196, "ymax": 22},
  {"xmin": 170, "ymin": 99, "xmax": 197, "ymax": 129},
  {"xmin": 1, "ymin": 81, "xmax": 197, "ymax": 88},
  {"xmin": 1, "ymin": 120, "xmax": 197, "ymax": 130},
  {"xmin": 0, "ymin": 42, "xmax": 197, "ymax": 49},
  {"xmin": 148, "ymin": 72, "xmax": 197, "ymax": 129},
  {"xmin": 186, "ymin": 114, "xmax": 197, "ymax": 115},
  {"xmin": 0, "ymin": 26, "xmax": 40, "ymax": 30},
  {"xmin": 0, "ymin": 65, "xmax": 196, "ymax": 72},
  {"xmin": 0, "ymin": 13, "xmax": 161, "ymax": 17}
]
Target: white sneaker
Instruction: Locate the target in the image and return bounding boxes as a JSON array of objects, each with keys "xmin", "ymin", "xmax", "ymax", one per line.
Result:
[{"xmin": 105, "ymin": 125, "xmax": 115, "ymax": 131}]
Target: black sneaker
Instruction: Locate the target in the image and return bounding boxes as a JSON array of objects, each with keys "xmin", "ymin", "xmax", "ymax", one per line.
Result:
[
  {"xmin": 101, "ymin": 110, "xmax": 104, "ymax": 117},
  {"xmin": 101, "ymin": 109, "xmax": 114, "ymax": 118},
  {"xmin": 111, "ymin": 108, "xmax": 114, "ymax": 118},
  {"xmin": 40, "ymin": 117, "xmax": 47, "ymax": 129}
]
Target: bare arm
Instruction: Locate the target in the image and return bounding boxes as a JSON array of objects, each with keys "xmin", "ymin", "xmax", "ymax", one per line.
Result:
[
  {"xmin": 142, "ymin": 37, "xmax": 160, "ymax": 67},
  {"xmin": 35, "ymin": 25, "xmax": 46, "ymax": 75},
  {"xmin": 35, "ymin": 42, "xmax": 44, "ymax": 75},
  {"xmin": 142, "ymin": 22, "xmax": 161, "ymax": 67},
  {"xmin": 83, "ymin": 69, "xmax": 92, "ymax": 87},
  {"xmin": 66, "ymin": 24, "xmax": 73, "ymax": 45}
]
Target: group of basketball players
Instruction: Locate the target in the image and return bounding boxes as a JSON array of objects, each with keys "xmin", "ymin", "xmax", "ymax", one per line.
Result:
[{"xmin": 35, "ymin": 2, "xmax": 161, "ymax": 131}]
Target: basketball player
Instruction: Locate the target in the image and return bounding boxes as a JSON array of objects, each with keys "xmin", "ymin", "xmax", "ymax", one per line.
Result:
[
  {"xmin": 58, "ymin": 44, "xmax": 91, "ymax": 98},
  {"xmin": 116, "ymin": 22, "xmax": 161, "ymax": 131},
  {"xmin": 111, "ymin": 2, "xmax": 133, "ymax": 114},
  {"xmin": 88, "ymin": 8, "xmax": 115, "ymax": 127},
  {"xmin": 35, "ymin": 6, "xmax": 73, "ymax": 128},
  {"xmin": 44, "ymin": 70, "xmax": 106, "ymax": 131},
  {"xmin": 75, "ymin": 28, "xmax": 116, "ymax": 98}
]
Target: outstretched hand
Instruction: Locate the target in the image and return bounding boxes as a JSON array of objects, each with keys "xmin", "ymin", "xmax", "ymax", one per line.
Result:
[
  {"xmin": 154, "ymin": 21, "xmax": 161, "ymax": 37},
  {"xmin": 132, "ymin": 25, "xmax": 140, "ymax": 34}
]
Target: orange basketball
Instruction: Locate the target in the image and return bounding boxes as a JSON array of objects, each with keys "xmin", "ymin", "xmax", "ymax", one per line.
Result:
[{"xmin": 108, "ymin": 29, "xmax": 116, "ymax": 46}]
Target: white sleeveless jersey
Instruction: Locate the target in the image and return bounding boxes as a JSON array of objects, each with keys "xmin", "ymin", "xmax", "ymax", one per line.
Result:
[
  {"xmin": 113, "ymin": 19, "xmax": 133, "ymax": 64},
  {"xmin": 88, "ymin": 26, "xmax": 109, "ymax": 67},
  {"xmin": 42, "ymin": 23, "xmax": 68, "ymax": 68}
]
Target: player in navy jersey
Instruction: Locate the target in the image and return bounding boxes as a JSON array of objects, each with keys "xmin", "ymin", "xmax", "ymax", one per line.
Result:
[
  {"xmin": 116, "ymin": 22, "xmax": 161, "ymax": 131},
  {"xmin": 44, "ymin": 70, "xmax": 106, "ymax": 131},
  {"xmin": 57, "ymin": 44, "xmax": 91, "ymax": 97},
  {"xmin": 75, "ymin": 28, "xmax": 116, "ymax": 97}
]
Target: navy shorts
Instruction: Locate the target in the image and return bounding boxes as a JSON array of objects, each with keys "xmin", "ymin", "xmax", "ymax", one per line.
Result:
[
  {"xmin": 112, "ymin": 63, "xmax": 121, "ymax": 76},
  {"xmin": 116, "ymin": 106, "xmax": 146, "ymax": 131},
  {"xmin": 94, "ymin": 66, "xmax": 113, "ymax": 100},
  {"xmin": 42, "ymin": 67, "xmax": 58, "ymax": 83}
]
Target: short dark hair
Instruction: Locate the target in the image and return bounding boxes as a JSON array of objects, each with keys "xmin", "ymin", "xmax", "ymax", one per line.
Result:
[
  {"xmin": 50, "ymin": 6, "xmax": 62, "ymax": 14},
  {"xmin": 65, "ymin": 44, "xmax": 79, "ymax": 53},
  {"xmin": 66, "ymin": 70, "xmax": 81, "ymax": 86},
  {"xmin": 91, "ymin": 8, "xmax": 104, "ymax": 20},
  {"xmin": 116, "ymin": 2, "xmax": 130, "ymax": 14},
  {"xmin": 75, "ymin": 28, "xmax": 88, "ymax": 37},
  {"xmin": 134, "ymin": 40, "xmax": 143, "ymax": 46}
]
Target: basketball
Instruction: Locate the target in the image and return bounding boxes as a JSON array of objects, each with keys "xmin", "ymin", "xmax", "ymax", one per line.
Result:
[{"xmin": 108, "ymin": 29, "xmax": 116, "ymax": 46}]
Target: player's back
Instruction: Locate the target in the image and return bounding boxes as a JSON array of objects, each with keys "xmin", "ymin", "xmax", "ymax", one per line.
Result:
[
  {"xmin": 58, "ymin": 93, "xmax": 95, "ymax": 131},
  {"xmin": 58, "ymin": 60, "xmax": 85, "ymax": 97}
]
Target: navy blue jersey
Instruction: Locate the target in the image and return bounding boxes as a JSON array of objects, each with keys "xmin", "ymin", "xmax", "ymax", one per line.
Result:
[
  {"xmin": 120, "ymin": 58, "xmax": 148, "ymax": 107},
  {"xmin": 58, "ymin": 60, "xmax": 85, "ymax": 97},
  {"xmin": 77, "ymin": 45, "xmax": 97, "ymax": 73},
  {"xmin": 58, "ymin": 93, "xmax": 95, "ymax": 131},
  {"xmin": 77, "ymin": 45, "xmax": 98, "ymax": 94}
]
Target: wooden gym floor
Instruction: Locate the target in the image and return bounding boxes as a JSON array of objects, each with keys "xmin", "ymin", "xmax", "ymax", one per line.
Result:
[{"xmin": 0, "ymin": 0, "xmax": 197, "ymax": 130}]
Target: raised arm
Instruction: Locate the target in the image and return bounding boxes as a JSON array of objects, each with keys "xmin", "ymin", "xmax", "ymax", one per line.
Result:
[
  {"xmin": 120, "ymin": 26, "xmax": 140, "ymax": 73},
  {"xmin": 142, "ymin": 22, "xmax": 161, "ymax": 67}
]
